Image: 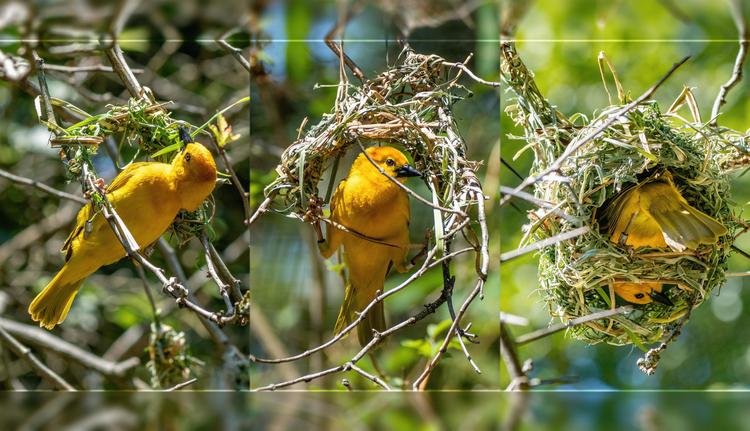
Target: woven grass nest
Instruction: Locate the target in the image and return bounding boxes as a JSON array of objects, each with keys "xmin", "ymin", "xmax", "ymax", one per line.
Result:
[
  {"xmin": 264, "ymin": 48, "xmax": 481, "ymax": 225},
  {"xmin": 502, "ymin": 46, "xmax": 748, "ymax": 347}
]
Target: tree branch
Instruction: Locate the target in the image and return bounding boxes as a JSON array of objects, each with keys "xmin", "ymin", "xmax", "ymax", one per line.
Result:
[
  {"xmin": 0, "ymin": 317, "xmax": 139, "ymax": 378},
  {"xmin": 710, "ymin": 0, "xmax": 749, "ymax": 125},
  {"xmin": 0, "ymin": 168, "xmax": 87, "ymax": 204},
  {"xmin": 0, "ymin": 325, "xmax": 76, "ymax": 390}
]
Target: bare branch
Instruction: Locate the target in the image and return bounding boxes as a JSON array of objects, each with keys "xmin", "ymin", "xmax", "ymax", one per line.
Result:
[
  {"xmin": 0, "ymin": 317, "xmax": 139, "ymax": 378},
  {"xmin": 325, "ymin": 0, "xmax": 366, "ymax": 81},
  {"xmin": 499, "ymin": 54, "xmax": 690, "ymax": 207},
  {"xmin": 0, "ymin": 325, "xmax": 76, "ymax": 390},
  {"xmin": 0, "ymin": 168, "xmax": 86, "ymax": 204},
  {"xmin": 104, "ymin": 44, "xmax": 148, "ymax": 102},
  {"xmin": 412, "ymin": 279, "xmax": 484, "ymax": 390},
  {"xmin": 207, "ymin": 134, "xmax": 251, "ymax": 225},
  {"xmin": 45, "ymin": 63, "xmax": 143, "ymax": 74},
  {"xmin": 710, "ymin": 0, "xmax": 748, "ymax": 125},
  {"xmin": 217, "ymin": 24, "xmax": 251, "ymax": 73},
  {"xmin": 441, "ymin": 57, "xmax": 500, "ymax": 88},
  {"xmin": 356, "ymin": 141, "xmax": 467, "ymax": 216},
  {"xmin": 250, "ymin": 245, "xmax": 472, "ymax": 364},
  {"xmin": 248, "ymin": 196, "xmax": 274, "ymax": 226},
  {"xmin": 348, "ymin": 363, "xmax": 391, "ymax": 390},
  {"xmin": 514, "ymin": 306, "xmax": 633, "ymax": 346},
  {"xmin": 164, "ymin": 377, "xmax": 198, "ymax": 391},
  {"xmin": 500, "ymin": 323, "xmax": 529, "ymax": 391},
  {"xmin": 500, "ymin": 226, "xmax": 591, "ymax": 263}
]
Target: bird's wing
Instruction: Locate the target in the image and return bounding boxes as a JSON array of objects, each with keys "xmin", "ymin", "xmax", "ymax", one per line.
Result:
[
  {"xmin": 61, "ymin": 162, "xmax": 151, "ymax": 261},
  {"xmin": 319, "ymin": 178, "xmax": 346, "ymax": 259},
  {"xmin": 106, "ymin": 162, "xmax": 151, "ymax": 193},
  {"xmin": 600, "ymin": 184, "xmax": 638, "ymax": 239},
  {"xmin": 642, "ymin": 181, "xmax": 727, "ymax": 251},
  {"xmin": 61, "ymin": 203, "xmax": 91, "ymax": 262}
]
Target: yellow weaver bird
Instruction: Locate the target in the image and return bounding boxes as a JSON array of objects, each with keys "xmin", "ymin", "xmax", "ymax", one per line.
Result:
[
  {"xmin": 318, "ymin": 146, "xmax": 421, "ymax": 346},
  {"xmin": 29, "ymin": 134, "xmax": 217, "ymax": 329},
  {"xmin": 599, "ymin": 171, "xmax": 727, "ymax": 305}
]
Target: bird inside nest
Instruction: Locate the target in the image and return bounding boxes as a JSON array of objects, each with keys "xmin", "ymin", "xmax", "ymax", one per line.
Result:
[{"xmin": 595, "ymin": 169, "xmax": 727, "ymax": 306}]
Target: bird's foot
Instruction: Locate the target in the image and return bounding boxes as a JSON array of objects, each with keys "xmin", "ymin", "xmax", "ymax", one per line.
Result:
[{"xmin": 303, "ymin": 196, "xmax": 324, "ymax": 223}]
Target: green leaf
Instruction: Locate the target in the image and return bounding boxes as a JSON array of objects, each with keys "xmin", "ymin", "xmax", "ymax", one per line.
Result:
[
  {"xmin": 150, "ymin": 142, "xmax": 182, "ymax": 158},
  {"xmin": 427, "ymin": 319, "xmax": 453, "ymax": 339}
]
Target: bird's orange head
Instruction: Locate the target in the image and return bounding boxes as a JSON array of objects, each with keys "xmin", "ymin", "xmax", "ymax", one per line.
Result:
[
  {"xmin": 613, "ymin": 281, "xmax": 673, "ymax": 306},
  {"xmin": 353, "ymin": 146, "xmax": 421, "ymax": 185},
  {"xmin": 171, "ymin": 142, "xmax": 217, "ymax": 211}
]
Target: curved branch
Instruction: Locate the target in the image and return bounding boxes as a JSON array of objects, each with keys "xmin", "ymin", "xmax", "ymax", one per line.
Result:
[
  {"xmin": 0, "ymin": 318, "xmax": 139, "ymax": 378},
  {"xmin": 710, "ymin": 0, "xmax": 749, "ymax": 125}
]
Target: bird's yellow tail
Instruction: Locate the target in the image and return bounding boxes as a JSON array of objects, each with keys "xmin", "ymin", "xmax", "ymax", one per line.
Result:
[
  {"xmin": 28, "ymin": 271, "xmax": 83, "ymax": 330},
  {"xmin": 334, "ymin": 284, "xmax": 386, "ymax": 347}
]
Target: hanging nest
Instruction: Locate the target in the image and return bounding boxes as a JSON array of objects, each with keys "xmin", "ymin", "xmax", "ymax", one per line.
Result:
[
  {"xmin": 264, "ymin": 48, "xmax": 483, "ymax": 231},
  {"xmin": 501, "ymin": 43, "xmax": 749, "ymax": 347}
]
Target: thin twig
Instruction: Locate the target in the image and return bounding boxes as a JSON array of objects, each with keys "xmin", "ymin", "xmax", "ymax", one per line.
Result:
[
  {"xmin": 710, "ymin": 0, "xmax": 748, "ymax": 126},
  {"xmin": 0, "ymin": 325, "xmax": 76, "ymax": 391},
  {"xmin": 348, "ymin": 363, "xmax": 391, "ymax": 390},
  {"xmin": 412, "ymin": 280, "xmax": 484, "ymax": 390},
  {"xmin": 441, "ymin": 58, "xmax": 500, "ymax": 87},
  {"xmin": 250, "ymin": 246, "xmax": 472, "ymax": 364},
  {"xmin": 0, "ymin": 317, "xmax": 139, "ymax": 378},
  {"xmin": 217, "ymin": 26, "xmax": 251, "ymax": 73},
  {"xmin": 207, "ymin": 134, "xmax": 251, "ymax": 225},
  {"xmin": 325, "ymin": 0, "xmax": 366, "ymax": 81},
  {"xmin": 499, "ymin": 55, "xmax": 690, "ymax": 206},
  {"xmin": 164, "ymin": 377, "xmax": 198, "ymax": 391},
  {"xmin": 248, "ymin": 196, "xmax": 273, "ymax": 226},
  {"xmin": 0, "ymin": 168, "xmax": 86, "ymax": 204},
  {"xmin": 515, "ymin": 306, "xmax": 633, "ymax": 346},
  {"xmin": 499, "ymin": 323, "xmax": 528, "ymax": 391},
  {"xmin": 45, "ymin": 64, "xmax": 143, "ymax": 74},
  {"xmin": 356, "ymin": 141, "xmax": 467, "ymax": 216},
  {"xmin": 500, "ymin": 226, "xmax": 591, "ymax": 262},
  {"xmin": 104, "ymin": 43, "xmax": 148, "ymax": 102}
]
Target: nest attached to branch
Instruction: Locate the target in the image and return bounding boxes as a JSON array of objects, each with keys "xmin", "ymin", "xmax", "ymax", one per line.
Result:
[
  {"xmin": 502, "ymin": 44, "xmax": 748, "ymax": 347},
  {"xmin": 265, "ymin": 49, "xmax": 483, "ymax": 230}
]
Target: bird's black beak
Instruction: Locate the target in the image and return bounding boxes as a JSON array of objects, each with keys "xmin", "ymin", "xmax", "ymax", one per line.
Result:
[
  {"xmin": 649, "ymin": 290, "xmax": 674, "ymax": 307},
  {"xmin": 178, "ymin": 125, "xmax": 194, "ymax": 152},
  {"xmin": 395, "ymin": 164, "xmax": 421, "ymax": 178}
]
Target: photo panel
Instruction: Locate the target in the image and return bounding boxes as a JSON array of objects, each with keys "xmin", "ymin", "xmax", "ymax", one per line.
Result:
[
  {"xmin": 250, "ymin": 1, "xmax": 500, "ymax": 390},
  {"xmin": 499, "ymin": 0, "xmax": 750, "ymax": 389},
  {"xmin": 0, "ymin": 0, "xmax": 251, "ymax": 390}
]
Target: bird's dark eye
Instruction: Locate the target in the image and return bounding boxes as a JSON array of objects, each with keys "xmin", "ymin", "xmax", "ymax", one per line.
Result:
[
  {"xmin": 185, "ymin": 152, "xmax": 191, "ymax": 162},
  {"xmin": 386, "ymin": 158, "xmax": 395, "ymax": 167},
  {"xmin": 635, "ymin": 293, "xmax": 645, "ymax": 299}
]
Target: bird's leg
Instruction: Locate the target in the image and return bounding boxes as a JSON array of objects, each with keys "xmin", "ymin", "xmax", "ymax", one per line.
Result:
[
  {"xmin": 303, "ymin": 196, "xmax": 329, "ymax": 252},
  {"xmin": 143, "ymin": 241, "xmax": 156, "ymax": 257},
  {"xmin": 402, "ymin": 228, "xmax": 432, "ymax": 270},
  {"xmin": 618, "ymin": 211, "xmax": 638, "ymax": 246}
]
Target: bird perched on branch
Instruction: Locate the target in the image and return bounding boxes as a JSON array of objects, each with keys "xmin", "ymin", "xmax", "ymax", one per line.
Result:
[
  {"xmin": 599, "ymin": 171, "xmax": 727, "ymax": 305},
  {"xmin": 29, "ymin": 129, "xmax": 217, "ymax": 329},
  {"xmin": 317, "ymin": 146, "xmax": 421, "ymax": 346}
]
